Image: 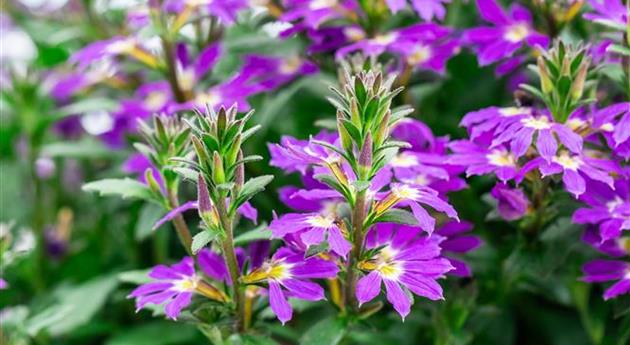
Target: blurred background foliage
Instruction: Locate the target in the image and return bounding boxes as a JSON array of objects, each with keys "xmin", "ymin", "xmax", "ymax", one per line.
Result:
[{"xmin": 1, "ymin": 0, "xmax": 629, "ymax": 344}]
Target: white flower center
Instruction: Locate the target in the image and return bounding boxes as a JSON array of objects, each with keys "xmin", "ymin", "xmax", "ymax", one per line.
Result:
[
  {"xmin": 499, "ymin": 107, "xmax": 530, "ymax": 117},
  {"xmin": 504, "ymin": 23, "xmax": 529, "ymax": 43},
  {"xmin": 375, "ymin": 246, "xmax": 402, "ymax": 279},
  {"xmin": 144, "ymin": 91, "xmax": 167, "ymax": 111},
  {"xmin": 566, "ymin": 118, "xmax": 586, "ymax": 131},
  {"xmin": 371, "ymin": 32, "xmax": 398, "ymax": 45},
  {"xmin": 344, "ymin": 27, "xmax": 365, "ymax": 41},
  {"xmin": 178, "ymin": 67, "xmax": 196, "ymax": 91},
  {"xmin": 390, "ymin": 153, "xmax": 418, "ymax": 167},
  {"xmin": 522, "ymin": 116, "xmax": 552, "ymax": 130},
  {"xmin": 392, "ymin": 184, "xmax": 420, "ymax": 200},
  {"xmin": 407, "ymin": 45, "xmax": 432, "ymax": 65},
  {"xmin": 552, "ymin": 153, "xmax": 581, "ymax": 170},
  {"xmin": 196, "ymin": 91, "xmax": 221, "ymax": 106},
  {"xmin": 279, "ymin": 57, "xmax": 301, "ymax": 75},
  {"xmin": 174, "ymin": 276, "xmax": 199, "ymax": 292},
  {"xmin": 106, "ymin": 38, "xmax": 136, "ymax": 54},
  {"xmin": 310, "ymin": 0, "xmax": 337, "ymax": 10},
  {"xmin": 600, "ymin": 123, "xmax": 614, "ymax": 132},
  {"xmin": 307, "ymin": 214, "xmax": 336, "ymax": 228},
  {"xmin": 486, "ymin": 150, "xmax": 516, "ymax": 167}
]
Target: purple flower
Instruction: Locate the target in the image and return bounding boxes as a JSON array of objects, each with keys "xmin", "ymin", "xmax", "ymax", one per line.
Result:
[
  {"xmin": 128, "ymin": 257, "xmax": 227, "ymax": 320},
  {"xmin": 335, "ymin": 23, "xmax": 457, "ymax": 74},
  {"xmin": 164, "ymin": 0, "xmax": 247, "ymax": 25},
  {"xmin": 460, "ymin": 106, "xmax": 533, "ymax": 143},
  {"xmin": 386, "ymin": 0, "xmax": 451, "ymax": 22},
  {"xmin": 174, "ymin": 43, "xmax": 222, "ymax": 93},
  {"xmin": 582, "ymin": 259, "xmax": 630, "ymax": 300},
  {"xmin": 270, "ymin": 212, "xmax": 351, "ymax": 257},
  {"xmin": 375, "ymin": 183, "xmax": 459, "ymax": 234},
  {"xmin": 582, "ymin": 227, "xmax": 630, "ymax": 258},
  {"xmin": 435, "ymin": 221, "xmax": 482, "ymax": 277},
  {"xmin": 241, "ymin": 247, "xmax": 339, "ymax": 324},
  {"xmin": 490, "ymin": 182, "xmax": 530, "ymax": 221},
  {"xmin": 465, "ymin": 0, "xmax": 549, "ymax": 66},
  {"xmin": 573, "ymin": 178, "xmax": 630, "ymax": 242},
  {"xmin": 584, "ymin": 0, "xmax": 628, "ymax": 28},
  {"xmin": 591, "ymin": 103, "xmax": 630, "ymax": 157},
  {"xmin": 0, "ymin": 278, "xmax": 8, "ymax": 290},
  {"xmin": 516, "ymin": 152, "xmax": 616, "ymax": 198},
  {"xmin": 358, "ymin": 225, "xmax": 453, "ymax": 319},
  {"xmin": 448, "ymin": 140, "xmax": 518, "ymax": 182},
  {"xmin": 152, "ymin": 200, "xmax": 258, "ymax": 230},
  {"xmin": 490, "ymin": 113, "xmax": 583, "ymax": 161},
  {"xmin": 70, "ymin": 36, "xmax": 158, "ymax": 70},
  {"xmin": 281, "ymin": 0, "xmax": 358, "ymax": 30},
  {"xmin": 234, "ymin": 55, "xmax": 318, "ymax": 93}
]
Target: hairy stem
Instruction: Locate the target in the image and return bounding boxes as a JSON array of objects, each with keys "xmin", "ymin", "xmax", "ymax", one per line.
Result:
[
  {"xmin": 216, "ymin": 197, "xmax": 245, "ymax": 332},
  {"xmin": 344, "ymin": 190, "xmax": 367, "ymax": 312}
]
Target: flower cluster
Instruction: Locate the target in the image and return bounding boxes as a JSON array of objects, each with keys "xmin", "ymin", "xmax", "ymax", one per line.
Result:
[
  {"xmin": 450, "ymin": 39, "xmax": 629, "ymax": 300},
  {"xmin": 268, "ymin": 65, "xmax": 477, "ymax": 319}
]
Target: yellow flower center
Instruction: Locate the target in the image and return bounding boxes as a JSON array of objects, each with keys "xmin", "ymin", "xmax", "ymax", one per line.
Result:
[
  {"xmin": 619, "ymin": 237, "xmax": 630, "ymax": 253},
  {"xmin": 106, "ymin": 38, "xmax": 136, "ymax": 54},
  {"xmin": 504, "ymin": 23, "xmax": 529, "ymax": 43},
  {"xmin": 360, "ymin": 246, "xmax": 402, "ymax": 279},
  {"xmin": 242, "ymin": 261, "xmax": 292, "ymax": 284},
  {"xmin": 600, "ymin": 123, "xmax": 614, "ymax": 132},
  {"xmin": 407, "ymin": 45, "xmax": 432, "ymax": 65},
  {"xmin": 487, "ymin": 150, "xmax": 516, "ymax": 167},
  {"xmin": 552, "ymin": 152, "xmax": 581, "ymax": 170},
  {"xmin": 566, "ymin": 118, "xmax": 586, "ymax": 131},
  {"xmin": 522, "ymin": 116, "xmax": 552, "ymax": 130}
]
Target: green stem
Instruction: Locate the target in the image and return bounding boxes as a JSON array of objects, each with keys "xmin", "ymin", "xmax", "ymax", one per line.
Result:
[
  {"xmin": 344, "ymin": 190, "xmax": 367, "ymax": 312},
  {"xmin": 166, "ymin": 188, "xmax": 193, "ymax": 256},
  {"xmin": 161, "ymin": 37, "xmax": 188, "ymax": 103},
  {"xmin": 216, "ymin": 196, "xmax": 245, "ymax": 333}
]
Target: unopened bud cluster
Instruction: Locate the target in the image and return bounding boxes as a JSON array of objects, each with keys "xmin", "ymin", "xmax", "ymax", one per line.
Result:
[{"xmin": 525, "ymin": 40, "xmax": 593, "ymax": 123}]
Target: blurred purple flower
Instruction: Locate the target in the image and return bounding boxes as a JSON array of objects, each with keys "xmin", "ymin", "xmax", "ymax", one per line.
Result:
[
  {"xmin": 465, "ymin": 0, "xmax": 549, "ymax": 66},
  {"xmin": 582, "ymin": 259, "xmax": 630, "ymax": 300},
  {"xmin": 574, "ymin": 178, "xmax": 630, "ymax": 242},
  {"xmin": 490, "ymin": 182, "xmax": 529, "ymax": 221},
  {"xmin": 435, "ymin": 221, "xmax": 482, "ymax": 277}
]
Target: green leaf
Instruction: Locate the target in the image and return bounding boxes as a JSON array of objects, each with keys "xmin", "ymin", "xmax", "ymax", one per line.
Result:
[
  {"xmin": 56, "ymin": 98, "xmax": 118, "ymax": 118},
  {"xmin": 82, "ymin": 178, "xmax": 154, "ymax": 202},
  {"xmin": 135, "ymin": 203, "xmax": 164, "ymax": 241},
  {"xmin": 173, "ymin": 167, "xmax": 199, "ymax": 182},
  {"xmin": 41, "ymin": 139, "xmax": 114, "ymax": 159},
  {"xmin": 106, "ymin": 322, "xmax": 198, "ymax": 345},
  {"xmin": 27, "ymin": 275, "xmax": 119, "ymax": 337},
  {"xmin": 300, "ymin": 317, "xmax": 346, "ymax": 345},
  {"xmin": 118, "ymin": 269, "xmax": 151, "ymax": 285},
  {"xmin": 352, "ymin": 180, "xmax": 370, "ymax": 192},
  {"xmin": 608, "ymin": 44, "xmax": 630, "ymax": 57},
  {"xmin": 373, "ymin": 209, "xmax": 419, "ymax": 226},
  {"xmin": 191, "ymin": 230, "xmax": 214, "ymax": 254},
  {"xmin": 233, "ymin": 175, "xmax": 274, "ymax": 209},
  {"xmin": 234, "ymin": 223, "xmax": 271, "ymax": 246}
]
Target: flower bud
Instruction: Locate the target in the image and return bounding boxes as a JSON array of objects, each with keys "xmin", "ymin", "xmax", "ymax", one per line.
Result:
[
  {"xmin": 537, "ymin": 57, "xmax": 553, "ymax": 94},
  {"xmin": 570, "ymin": 57, "xmax": 590, "ymax": 101},
  {"xmin": 197, "ymin": 174, "xmax": 215, "ymax": 226},
  {"xmin": 234, "ymin": 150, "xmax": 245, "ymax": 193},
  {"xmin": 337, "ymin": 111, "xmax": 353, "ymax": 153},
  {"xmin": 212, "ymin": 151, "xmax": 226, "ymax": 185},
  {"xmin": 359, "ymin": 133, "xmax": 372, "ymax": 168},
  {"xmin": 145, "ymin": 168, "xmax": 163, "ymax": 196}
]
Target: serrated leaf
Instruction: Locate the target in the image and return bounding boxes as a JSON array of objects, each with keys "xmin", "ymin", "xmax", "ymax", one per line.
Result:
[
  {"xmin": 82, "ymin": 178, "xmax": 154, "ymax": 201},
  {"xmin": 192, "ymin": 230, "xmax": 214, "ymax": 254}
]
